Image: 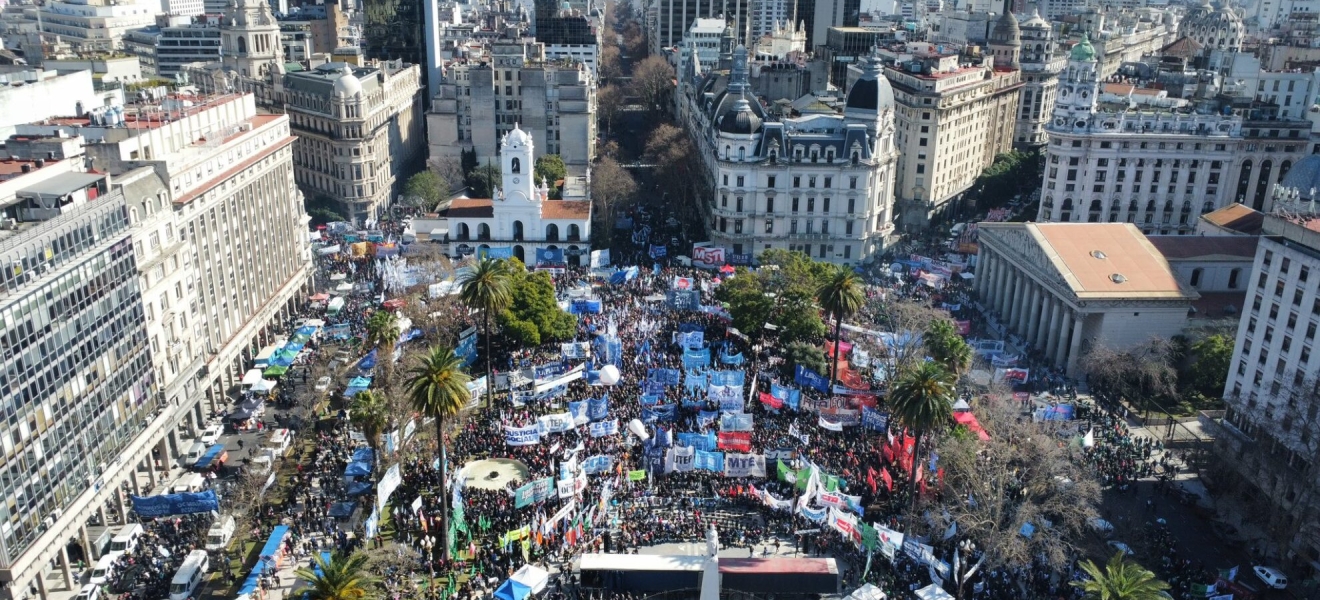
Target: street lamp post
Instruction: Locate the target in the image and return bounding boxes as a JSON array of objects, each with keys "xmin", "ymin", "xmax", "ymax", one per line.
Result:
[{"xmin": 953, "ymin": 539, "xmax": 985, "ymax": 600}]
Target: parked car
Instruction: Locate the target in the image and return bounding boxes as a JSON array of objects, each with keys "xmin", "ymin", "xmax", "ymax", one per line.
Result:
[
  {"xmin": 199, "ymin": 425, "xmax": 223, "ymax": 446},
  {"xmin": 1253, "ymin": 565, "xmax": 1288, "ymax": 589},
  {"xmin": 315, "ymin": 376, "xmax": 332, "ymax": 392}
]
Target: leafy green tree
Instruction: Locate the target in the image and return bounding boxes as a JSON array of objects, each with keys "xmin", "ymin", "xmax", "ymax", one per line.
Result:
[
  {"xmin": 365, "ymin": 310, "xmax": 400, "ymax": 387},
  {"xmin": 816, "ymin": 267, "xmax": 865, "ymax": 389},
  {"xmin": 405, "ymin": 345, "xmax": 471, "ymax": 561},
  {"xmin": 973, "ymin": 150, "xmax": 1043, "ymax": 210},
  {"xmin": 888, "ymin": 361, "xmax": 955, "ymax": 507},
  {"xmin": 465, "ymin": 163, "xmax": 502, "ymax": 198},
  {"xmin": 498, "ymin": 265, "xmax": 577, "ymax": 346},
  {"xmin": 402, "ymin": 171, "xmax": 447, "ymax": 211},
  {"xmin": 1071, "ymin": 553, "xmax": 1171, "ymax": 600},
  {"xmin": 458, "ymin": 258, "xmax": 512, "ymax": 409},
  {"xmin": 348, "ymin": 390, "xmax": 389, "ymax": 482},
  {"xmin": 534, "ymin": 155, "xmax": 567, "ymax": 199},
  {"xmin": 925, "ymin": 318, "xmax": 973, "ymax": 377},
  {"xmin": 305, "ymin": 194, "xmax": 348, "ymax": 226},
  {"xmin": 1182, "ymin": 333, "xmax": 1233, "ymax": 400},
  {"xmin": 293, "ymin": 552, "xmax": 380, "ymax": 600},
  {"xmin": 714, "ymin": 267, "xmax": 773, "ymax": 338},
  {"xmin": 785, "ymin": 342, "xmax": 828, "ymax": 376}
]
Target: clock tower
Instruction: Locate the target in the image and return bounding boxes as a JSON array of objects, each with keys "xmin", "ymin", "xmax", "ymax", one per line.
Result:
[{"xmin": 501, "ymin": 124, "xmax": 538, "ymax": 204}]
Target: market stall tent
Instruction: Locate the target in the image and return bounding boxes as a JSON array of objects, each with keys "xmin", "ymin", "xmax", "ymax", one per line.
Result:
[
  {"xmin": 914, "ymin": 584, "xmax": 954, "ymax": 600},
  {"xmin": 241, "ymin": 369, "xmax": 263, "ymax": 387},
  {"xmin": 494, "ymin": 579, "xmax": 532, "ymax": 600},
  {"xmin": 510, "ymin": 564, "xmax": 550, "ymax": 594}
]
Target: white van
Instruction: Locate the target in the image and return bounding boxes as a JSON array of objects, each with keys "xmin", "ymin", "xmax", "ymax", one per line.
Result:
[
  {"xmin": 89, "ymin": 554, "xmax": 118, "ymax": 586},
  {"xmin": 168, "ymin": 550, "xmax": 209, "ymax": 600},
  {"xmin": 107, "ymin": 524, "xmax": 143, "ymax": 555},
  {"xmin": 205, "ymin": 515, "xmax": 236, "ymax": 551},
  {"xmin": 170, "ymin": 473, "xmax": 206, "ymax": 494},
  {"xmin": 74, "ymin": 584, "xmax": 102, "ymax": 600},
  {"xmin": 266, "ymin": 428, "xmax": 293, "ymax": 456},
  {"xmin": 184, "ymin": 441, "xmax": 207, "ymax": 464}
]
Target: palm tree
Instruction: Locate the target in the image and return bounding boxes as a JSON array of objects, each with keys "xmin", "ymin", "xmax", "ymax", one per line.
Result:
[
  {"xmin": 888, "ymin": 361, "xmax": 955, "ymax": 508},
  {"xmin": 405, "ymin": 344, "xmax": 471, "ymax": 561},
  {"xmin": 816, "ymin": 267, "xmax": 865, "ymax": 390},
  {"xmin": 348, "ymin": 390, "xmax": 389, "ymax": 482},
  {"xmin": 364, "ymin": 310, "xmax": 400, "ymax": 386},
  {"xmin": 925, "ymin": 319, "xmax": 974, "ymax": 377},
  {"xmin": 293, "ymin": 552, "xmax": 379, "ymax": 600},
  {"xmin": 458, "ymin": 258, "xmax": 512, "ymax": 408},
  {"xmin": 1071, "ymin": 552, "xmax": 1171, "ymax": 600}
]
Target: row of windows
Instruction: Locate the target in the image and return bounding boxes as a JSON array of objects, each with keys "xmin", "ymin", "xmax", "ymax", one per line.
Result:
[{"xmin": 718, "ymin": 195, "xmax": 864, "ymax": 215}]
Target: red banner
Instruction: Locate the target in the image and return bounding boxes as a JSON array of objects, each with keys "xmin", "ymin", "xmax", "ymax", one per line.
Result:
[
  {"xmin": 758, "ymin": 392, "xmax": 783, "ymax": 409},
  {"xmin": 880, "ymin": 467, "xmax": 893, "ymax": 491},
  {"xmin": 717, "ymin": 431, "xmax": 752, "ymax": 452}
]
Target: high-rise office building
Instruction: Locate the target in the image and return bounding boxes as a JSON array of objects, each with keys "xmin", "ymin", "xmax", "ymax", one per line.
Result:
[{"xmin": 362, "ymin": 0, "xmax": 424, "ymax": 66}]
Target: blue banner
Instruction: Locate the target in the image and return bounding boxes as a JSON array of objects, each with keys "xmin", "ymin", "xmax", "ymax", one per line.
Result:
[
  {"xmin": 589, "ymin": 419, "xmax": 619, "ymax": 437},
  {"xmin": 649, "ymin": 244, "xmax": 668, "ymax": 258},
  {"xmin": 695, "ymin": 450, "xmax": 725, "ymax": 472},
  {"xmin": 642, "ymin": 405, "xmax": 677, "ymax": 423},
  {"xmin": 683, "ymin": 348, "xmax": 711, "ymax": 370},
  {"xmin": 711, "ymin": 370, "xmax": 745, "ymax": 387},
  {"xmin": 678, "ymin": 322, "xmax": 704, "ymax": 333},
  {"xmin": 720, "ymin": 350, "xmax": 745, "ymax": 365},
  {"xmin": 697, "ymin": 411, "xmax": 719, "ymax": 427},
  {"xmin": 668, "ymin": 289, "xmax": 700, "ymax": 310},
  {"xmin": 729, "ymin": 253, "xmax": 753, "ymax": 266},
  {"xmin": 536, "ymin": 247, "xmax": 565, "ymax": 265},
  {"xmin": 569, "ymin": 299, "xmax": 603, "ymax": 314},
  {"xmin": 800, "ymin": 505, "xmax": 827, "ymax": 523},
  {"xmin": 504, "ymin": 425, "xmax": 541, "ymax": 446},
  {"xmin": 478, "ymin": 246, "xmax": 514, "ymax": 260},
  {"xmin": 640, "ymin": 394, "xmax": 662, "ymax": 407},
  {"xmin": 719, "ymin": 412, "xmax": 753, "ymax": 432},
  {"xmin": 676, "ymin": 331, "xmax": 704, "ymax": 349},
  {"xmin": 771, "ymin": 384, "xmax": 801, "ymax": 411},
  {"xmin": 568, "ymin": 400, "xmax": 589, "ymax": 424},
  {"xmin": 582, "ymin": 455, "xmax": 614, "ymax": 474},
  {"xmin": 533, "ymin": 361, "xmax": 568, "ymax": 380},
  {"xmin": 686, "ymin": 371, "xmax": 707, "ymax": 392},
  {"xmin": 680, "ymin": 397, "xmax": 703, "ymax": 408},
  {"xmin": 648, "ymin": 368, "xmax": 681, "ymax": 385},
  {"xmin": 453, "ymin": 331, "xmax": 476, "ymax": 367},
  {"xmin": 862, "ymin": 407, "xmax": 890, "ymax": 432},
  {"xmin": 678, "ymin": 432, "xmax": 718, "ymax": 451},
  {"xmin": 644, "ymin": 381, "xmax": 666, "ymax": 396},
  {"xmin": 794, "ymin": 365, "xmax": 830, "ymax": 393},
  {"xmin": 131, "ymin": 490, "xmax": 221, "ymax": 517},
  {"xmin": 587, "ymin": 397, "xmax": 610, "ymax": 421}
]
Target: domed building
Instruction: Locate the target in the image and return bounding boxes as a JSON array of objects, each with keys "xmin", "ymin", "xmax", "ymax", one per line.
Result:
[
  {"xmin": 987, "ymin": 0, "xmax": 1022, "ymax": 70},
  {"xmin": 676, "ymin": 45, "xmax": 900, "ymax": 265},
  {"xmin": 1179, "ymin": 0, "xmax": 1244, "ymax": 52},
  {"xmin": 1014, "ymin": 8, "xmax": 1067, "ymax": 147}
]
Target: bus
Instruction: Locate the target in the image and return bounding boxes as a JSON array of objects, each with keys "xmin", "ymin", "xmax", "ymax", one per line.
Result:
[{"xmin": 576, "ymin": 553, "xmax": 706, "ymax": 593}]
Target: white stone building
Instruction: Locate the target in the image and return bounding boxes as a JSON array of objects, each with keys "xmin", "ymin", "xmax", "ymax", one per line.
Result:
[
  {"xmin": 1015, "ymin": 9, "xmax": 1065, "ymax": 147},
  {"xmin": 679, "ymin": 17, "xmax": 730, "ymax": 72},
  {"xmin": 1180, "ymin": 0, "xmax": 1243, "ymax": 52},
  {"xmin": 975, "ymin": 222, "xmax": 1199, "ymax": 377},
  {"xmin": 438, "ymin": 125, "xmax": 593, "ymax": 266},
  {"xmin": 1036, "ymin": 38, "xmax": 1312, "ymax": 233},
  {"xmin": 1214, "ymin": 159, "xmax": 1320, "ymax": 574},
  {"xmin": 678, "ymin": 46, "xmax": 900, "ymax": 264},
  {"xmin": 428, "ymin": 41, "xmax": 596, "ymax": 169}
]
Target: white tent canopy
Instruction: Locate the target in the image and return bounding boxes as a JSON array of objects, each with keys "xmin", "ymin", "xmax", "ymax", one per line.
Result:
[
  {"xmin": 952, "ymin": 399, "xmax": 971, "ymax": 412},
  {"xmin": 252, "ymin": 379, "xmax": 278, "ymax": 393},
  {"xmin": 241, "ymin": 369, "xmax": 263, "ymax": 386},
  {"xmin": 914, "ymin": 584, "xmax": 954, "ymax": 600},
  {"xmin": 510, "ymin": 564, "xmax": 549, "ymax": 594},
  {"xmin": 844, "ymin": 583, "xmax": 887, "ymax": 600}
]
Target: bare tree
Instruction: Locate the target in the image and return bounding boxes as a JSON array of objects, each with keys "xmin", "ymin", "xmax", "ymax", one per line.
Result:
[
  {"xmin": 931, "ymin": 399, "xmax": 1102, "ymax": 571},
  {"xmin": 862, "ymin": 299, "xmax": 947, "ymax": 378},
  {"xmin": 427, "ymin": 156, "xmax": 464, "ymax": 198},
  {"xmin": 590, "ymin": 156, "xmax": 637, "ymax": 235},
  {"xmin": 600, "ymin": 46, "xmax": 623, "ymax": 82},
  {"xmin": 598, "ymin": 85, "xmax": 624, "ymax": 136},
  {"xmin": 1084, "ymin": 337, "xmax": 1179, "ymax": 415},
  {"xmin": 629, "ymin": 56, "xmax": 675, "ymax": 117}
]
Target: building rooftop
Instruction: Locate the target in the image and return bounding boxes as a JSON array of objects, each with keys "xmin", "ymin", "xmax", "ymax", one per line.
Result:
[
  {"xmin": 46, "ymin": 93, "xmax": 246, "ymax": 131},
  {"xmin": 1199, "ymin": 203, "xmax": 1265, "ymax": 235},
  {"xmin": 541, "ymin": 199, "xmax": 590, "ymax": 220},
  {"xmin": 1145, "ymin": 235, "xmax": 1260, "ymax": 260},
  {"xmin": 441, "ymin": 197, "xmax": 494, "ymax": 218},
  {"xmin": 1028, "ymin": 223, "xmax": 1197, "ymax": 300}
]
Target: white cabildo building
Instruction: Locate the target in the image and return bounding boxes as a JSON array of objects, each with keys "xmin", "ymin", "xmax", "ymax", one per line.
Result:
[
  {"xmin": 974, "ymin": 222, "xmax": 1199, "ymax": 377},
  {"xmin": 439, "ymin": 125, "xmax": 593, "ymax": 266}
]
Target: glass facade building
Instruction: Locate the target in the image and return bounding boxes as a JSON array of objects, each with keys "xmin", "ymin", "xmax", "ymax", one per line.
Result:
[{"xmin": 0, "ymin": 193, "xmax": 153, "ymax": 566}]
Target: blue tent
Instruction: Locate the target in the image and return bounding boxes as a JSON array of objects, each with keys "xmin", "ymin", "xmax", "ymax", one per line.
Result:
[
  {"xmin": 352, "ymin": 447, "xmax": 374, "ymax": 462},
  {"xmin": 494, "ymin": 579, "xmax": 532, "ymax": 600},
  {"xmin": 346, "ymin": 481, "xmax": 373, "ymax": 496},
  {"xmin": 344, "ymin": 461, "xmax": 372, "ymax": 477},
  {"xmin": 194, "ymin": 444, "xmax": 227, "ymax": 469},
  {"xmin": 328, "ymin": 502, "xmax": 357, "ymax": 519},
  {"xmin": 358, "ymin": 349, "xmax": 378, "ymax": 370}
]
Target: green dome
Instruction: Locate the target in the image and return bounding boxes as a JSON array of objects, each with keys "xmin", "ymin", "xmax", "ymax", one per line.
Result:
[{"xmin": 1070, "ymin": 33, "xmax": 1096, "ymax": 62}]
